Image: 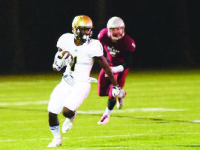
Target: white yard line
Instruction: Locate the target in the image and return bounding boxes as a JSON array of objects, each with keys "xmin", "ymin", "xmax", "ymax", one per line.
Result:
[
  {"xmin": 0, "ymin": 133, "xmax": 199, "ymax": 143},
  {"xmin": 78, "ymin": 108, "xmax": 185, "ymax": 114},
  {"xmin": 0, "ymin": 100, "xmax": 185, "ymax": 114},
  {"xmin": 0, "ymin": 100, "xmax": 48, "ymax": 106}
]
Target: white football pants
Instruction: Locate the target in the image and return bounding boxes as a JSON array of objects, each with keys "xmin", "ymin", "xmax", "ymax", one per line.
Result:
[{"xmin": 47, "ymin": 78, "xmax": 91, "ymax": 114}]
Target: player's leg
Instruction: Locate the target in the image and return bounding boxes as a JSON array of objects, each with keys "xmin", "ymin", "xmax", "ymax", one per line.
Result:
[
  {"xmin": 98, "ymin": 96, "xmax": 116, "ymax": 124},
  {"xmin": 47, "ymin": 112, "xmax": 62, "ymax": 147},
  {"xmin": 62, "ymin": 107, "xmax": 76, "ymax": 133},
  {"xmin": 98, "ymin": 69, "xmax": 111, "ymax": 96},
  {"xmin": 47, "ymin": 81, "xmax": 70, "ymax": 147},
  {"xmin": 62, "ymin": 81, "xmax": 91, "ymax": 133},
  {"xmin": 98, "ymin": 73, "xmax": 118, "ymax": 124},
  {"xmin": 116, "ymin": 69, "xmax": 129, "ymax": 109}
]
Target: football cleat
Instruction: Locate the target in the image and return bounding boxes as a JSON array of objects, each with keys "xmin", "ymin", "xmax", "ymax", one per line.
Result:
[
  {"xmin": 98, "ymin": 115, "xmax": 109, "ymax": 125},
  {"xmin": 62, "ymin": 118, "xmax": 73, "ymax": 133},
  {"xmin": 117, "ymin": 90, "xmax": 126, "ymax": 109},
  {"xmin": 47, "ymin": 138, "xmax": 62, "ymax": 147}
]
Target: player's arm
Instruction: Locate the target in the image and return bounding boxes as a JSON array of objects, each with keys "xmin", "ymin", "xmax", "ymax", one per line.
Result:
[
  {"xmin": 122, "ymin": 51, "xmax": 132, "ymax": 69},
  {"xmin": 94, "ymin": 56, "xmax": 118, "ymax": 86},
  {"xmin": 95, "ymin": 56, "xmax": 120, "ymax": 97},
  {"xmin": 110, "ymin": 52, "xmax": 132, "ymax": 73},
  {"xmin": 111, "ymin": 38, "xmax": 135, "ymax": 73},
  {"xmin": 110, "ymin": 36, "xmax": 136, "ymax": 73}
]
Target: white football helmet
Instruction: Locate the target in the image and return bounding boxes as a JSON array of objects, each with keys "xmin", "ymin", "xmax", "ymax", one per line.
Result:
[
  {"xmin": 107, "ymin": 16, "xmax": 125, "ymax": 40},
  {"xmin": 72, "ymin": 15, "xmax": 93, "ymax": 43}
]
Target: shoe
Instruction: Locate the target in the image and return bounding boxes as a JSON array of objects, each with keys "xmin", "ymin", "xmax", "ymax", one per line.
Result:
[
  {"xmin": 117, "ymin": 90, "xmax": 126, "ymax": 109},
  {"xmin": 98, "ymin": 115, "xmax": 109, "ymax": 125},
  {"xmin": 62, "ymin": 118, "xmax": 73, "ymax": 133},
  {"xmin": 47, "ymin": 138, "xmax": 62, "ymax": 147}
]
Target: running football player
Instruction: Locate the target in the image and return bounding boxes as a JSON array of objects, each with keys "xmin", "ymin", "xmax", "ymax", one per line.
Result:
[
  {"xmin": 97, "ymin": 16, "xmax": 136, "ymax": 124},
  {"xmin": 47, "ymin": 15, "xmax": 121, "ymax": 147}
]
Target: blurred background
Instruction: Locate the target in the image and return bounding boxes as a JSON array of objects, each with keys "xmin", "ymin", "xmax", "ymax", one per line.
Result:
[{"xmin": 0, "ymin": 0, "xmax": 200, "ymax": 74}]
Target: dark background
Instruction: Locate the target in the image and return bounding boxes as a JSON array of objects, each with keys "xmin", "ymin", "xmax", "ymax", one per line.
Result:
[{"xmin": 0, "ymin": 0, "xmax": 200, "ymax": 74}]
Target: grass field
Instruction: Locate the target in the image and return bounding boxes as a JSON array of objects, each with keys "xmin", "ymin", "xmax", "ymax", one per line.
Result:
[{"xmin": 0, "ymin": 69, "xmax": 200, "ymax": 150}]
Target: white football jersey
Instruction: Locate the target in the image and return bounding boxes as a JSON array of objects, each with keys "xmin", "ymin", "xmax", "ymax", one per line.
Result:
[{"xmin": 56, "ymin": 33, "xmax": 103, "ymax": 82}]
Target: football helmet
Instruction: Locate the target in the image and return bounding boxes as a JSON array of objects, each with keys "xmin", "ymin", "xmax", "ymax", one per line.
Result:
[
  {"xmin": 72, "ymin": 15, "xmax": 93, "ymax": 43},
  {"xmin": 107, "ymin": 16, "xmax": 125, "ymax": 40}
]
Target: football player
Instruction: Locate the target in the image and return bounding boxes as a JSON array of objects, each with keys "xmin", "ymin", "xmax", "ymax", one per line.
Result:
[
  {"xmin": 97, "ymin": 16, "xmax": 136, "ymax": 124},
  {"xmin": 47, "ymin": 15, "xmax": 121, "ymax": 147}
]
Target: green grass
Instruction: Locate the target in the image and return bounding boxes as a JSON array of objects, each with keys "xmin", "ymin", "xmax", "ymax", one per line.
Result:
[{"xmin": 0, "ymin": 69, "xmax": 200, "ymax": 150}]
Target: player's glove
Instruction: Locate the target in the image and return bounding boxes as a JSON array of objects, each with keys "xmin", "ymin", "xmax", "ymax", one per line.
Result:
[
  {"xmin": 63, "ymin": 74, "xmax": 74, "ymax": 86},
  {"xmin": 52, "ymin": 56, "xmax": 65, "ymax": 71},
  {"xmin": 52, "ymin": 50, "xmax": 72, "ymax": 71},
  {"xmin": 110, "ymin": 65, "xmax": 124, "ymax": 73},
  {"xmin": 112, "ymin": 85, "xmax": 121, "ymax": 97}
]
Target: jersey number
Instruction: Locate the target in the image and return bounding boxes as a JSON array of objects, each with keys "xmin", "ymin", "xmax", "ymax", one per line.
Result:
[{"xmin": 70, "ymin": 56, "xmax": 77, "ymax": 71}]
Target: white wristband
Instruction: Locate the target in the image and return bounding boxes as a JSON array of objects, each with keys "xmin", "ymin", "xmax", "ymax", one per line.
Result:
[{"xmin": 111, "ymin": 65, "xmax": 124, "ymax": 73}]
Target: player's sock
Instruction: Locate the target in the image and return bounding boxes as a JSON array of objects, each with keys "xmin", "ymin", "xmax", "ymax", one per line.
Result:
[
  {"xmin": 50, "ymin": 125, "xmax": 61, "ymax": 139},
  {"xmin": 103, "ymin": 98, "xmax": 116, "ymax": 116},
  {"xmin": 108, "ymin": 98, "xmax": 116, "ymax": 110},
  {"xmin": 103, "ymin": 107, "xmax": 111, "ymax": 116}
]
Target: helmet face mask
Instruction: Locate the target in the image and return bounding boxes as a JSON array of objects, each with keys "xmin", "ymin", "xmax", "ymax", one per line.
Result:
[
  {"xmin": 73, "ymin": 26, "xmax": 93, "ymax": 42},
  {"xmin": 108, "ymin": 27, "xmax": 125, "ymax": 41},
  {"xmin": 72, "ymin": 15, "xmax": 93, "ymax": 43},
  {"xmin": 107, "ymin": 16, "xmax": 125, "ymax": 41}
]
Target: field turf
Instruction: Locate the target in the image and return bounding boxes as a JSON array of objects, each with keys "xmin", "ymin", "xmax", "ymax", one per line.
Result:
[{"xmin": 0, "ymin": 69, "xmax": 200, "ymax": 150}]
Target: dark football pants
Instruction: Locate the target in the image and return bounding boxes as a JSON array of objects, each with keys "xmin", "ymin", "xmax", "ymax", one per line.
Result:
[{"xmin": 98, "ymin": 68, "xmax": 129, "ymax": 98}]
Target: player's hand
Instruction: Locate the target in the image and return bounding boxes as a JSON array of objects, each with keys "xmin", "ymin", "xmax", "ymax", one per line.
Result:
[
  {"xmin": 53, "ymin": 64, "xmax": 61, "ymax": 71},
  {"xmin": 112, "ymin": 85, "xmax": 121, "ymax": 97},
  {"xmin": 52, "ymin": 55, "xmax": 65, "ymax": 71},
  {"xmin": 52, "ymin": 50, "xmax": 72, "ymax": 71}
]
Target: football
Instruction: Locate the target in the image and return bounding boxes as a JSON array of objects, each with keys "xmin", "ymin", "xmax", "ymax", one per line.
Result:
[
  {"xmin": 57, "ymin": 50, "xmax": 73, "ymax": 63},
  {"xmin": 62, "ymin": 51, "xmax": 71, "ymax": 59},
  {"xmin": 60, "ymin": 51, "xmax": 73, "ymax": 66},
  {"xmin": 57, "ymin": 49, "xmax": 71, "ymax": 60},
  {"xmin": 53, "ymin": 50, "xmax": 73, "ymax": 71}
]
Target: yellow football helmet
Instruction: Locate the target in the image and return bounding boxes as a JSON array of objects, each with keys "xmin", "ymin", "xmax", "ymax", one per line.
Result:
[{"xmin": 72, "ymin": 15, "xmax": 93, "ymax": 42}]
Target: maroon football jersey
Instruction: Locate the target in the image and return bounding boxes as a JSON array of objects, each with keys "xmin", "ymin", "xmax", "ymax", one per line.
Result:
[{"xmin": 98, "ymin": 28, "xmax": 136, "ymax": 66}]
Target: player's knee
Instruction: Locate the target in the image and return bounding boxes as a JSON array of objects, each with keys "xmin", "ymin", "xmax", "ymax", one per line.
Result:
[{"xmin": 62, "ymin": 107, "xmax": 75, "ymax": 119}]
